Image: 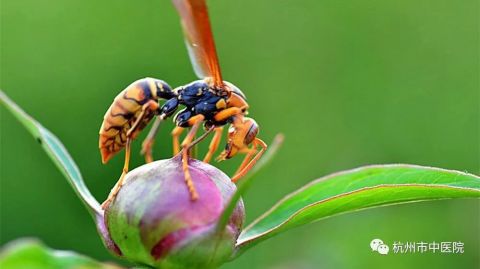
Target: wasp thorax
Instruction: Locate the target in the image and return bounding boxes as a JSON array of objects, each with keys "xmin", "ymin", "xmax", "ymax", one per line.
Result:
[{"xmin": 101, "ymin": 156, "xmax": 245, "ymax": 269}]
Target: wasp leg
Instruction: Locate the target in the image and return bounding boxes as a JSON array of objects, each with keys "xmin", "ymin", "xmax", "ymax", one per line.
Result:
[
  {"xmin": 180, "ymin": 114, "xmax": 205, "ymax": 201},
  {"xmin": 202, "ymin": 107, "xmax": 245, "ymax": 163},
  {"xmin": 185, "ymin": 125, "xmax": 215, "ymax": 160},
  {"xmin": 213, "ymin": 107, "xmax": 245, "ymax": 122},
  {"xmin": 126, "ymin": 100, "xmax": 159, "ymax": 137},
  {"xmin": 231, "ymin": 138, "xmax": 267, "ymax": 183},
  {"xmin": 185, "ymin": 125, "xmax": 215, "ymax": 152},
  {"xmin": 102, "ymin": 101, "xmax": 158, "ymax": 209},
  {"xmin": 234, "ymin": 146, "xmax": 257, "ymax": 175},
  {"xmin": 203, "ymin": 127, "xmax": 223, "ymax": 163},
  {"xmin": 141, "ymin": 116, "xmax": 164, "ymax": 163},
  {"xmin": 172, "ymin": 126, "xmax": 185, "ymax": 155},
  {"xmin": 101, "ymin": 139, "xmax": 131, "ymax": 209}
]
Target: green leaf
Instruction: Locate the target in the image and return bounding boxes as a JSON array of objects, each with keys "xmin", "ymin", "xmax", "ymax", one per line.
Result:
[
  {"xmin": 215, "ymin": 134, "xmax": 284, "ymax": 233},
  {"xmin": 0, "ymin": 90, "xmax": 102, "ymax": 216},
  {"xmin": 235, "ymin": 164, "xmax": 480, "ymax": 254},
  {"xmin": 0, "ymin": 238, "xmax": 123, "ymax": 269}
]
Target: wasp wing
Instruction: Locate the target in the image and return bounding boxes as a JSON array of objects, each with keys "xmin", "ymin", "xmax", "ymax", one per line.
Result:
[{"xmin": 172, "ymin": 0, "xmax": 223, "ymax": 87}]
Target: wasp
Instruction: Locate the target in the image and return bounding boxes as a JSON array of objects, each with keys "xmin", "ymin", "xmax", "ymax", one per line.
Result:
[{"xmin": 99, "ymin": 0, "xmax": 267, "ymax": 208}]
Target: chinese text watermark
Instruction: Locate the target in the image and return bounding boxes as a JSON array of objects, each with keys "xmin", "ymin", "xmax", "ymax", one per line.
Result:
[{"xmin": 370, "ymin": 239, "xmax": 464, "ymax": 255}]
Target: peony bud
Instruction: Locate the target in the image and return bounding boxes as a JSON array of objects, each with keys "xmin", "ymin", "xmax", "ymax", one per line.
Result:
[{"xmin": 100, "ymin": 155, "xmax": 245, "ymax": 269}]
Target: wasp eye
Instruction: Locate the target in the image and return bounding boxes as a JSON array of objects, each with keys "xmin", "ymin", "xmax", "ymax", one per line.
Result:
[{"xmin": 244, "ymin": 122, "xmax": 259, "ymax": 145}]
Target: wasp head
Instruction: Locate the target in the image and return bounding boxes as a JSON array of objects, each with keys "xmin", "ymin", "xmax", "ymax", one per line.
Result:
[{"xmin": 217, "ymin": 116, "xmax": 258, "ymax": 161}]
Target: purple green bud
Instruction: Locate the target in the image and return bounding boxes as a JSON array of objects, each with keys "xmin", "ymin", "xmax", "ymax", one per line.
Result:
[{"xmin": 98, "ymin": 155, "xmax": 245, "ymax": 269}]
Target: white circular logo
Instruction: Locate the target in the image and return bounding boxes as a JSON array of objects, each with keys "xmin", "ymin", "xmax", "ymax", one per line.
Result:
[
  {"xmin": 370, "ymin": 238, "xmax": 389, "ymax": 255},
  {"xmin": 370, "ymin": 239, "xmax": 384, "ymax": 251},
  {"xmin": 377, "ymin": 244, "xmax": 389, "ymax": 255}
]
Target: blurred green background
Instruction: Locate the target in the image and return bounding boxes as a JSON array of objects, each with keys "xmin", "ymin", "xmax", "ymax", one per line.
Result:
[{"xmin": 1, "ymin": 0, "xmax": 478, "ymax": 268}]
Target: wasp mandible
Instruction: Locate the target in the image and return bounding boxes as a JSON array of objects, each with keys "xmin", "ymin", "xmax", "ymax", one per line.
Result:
[{"xmin": 99, "ymin": 0, "xmax": 267, "ymax": 208}]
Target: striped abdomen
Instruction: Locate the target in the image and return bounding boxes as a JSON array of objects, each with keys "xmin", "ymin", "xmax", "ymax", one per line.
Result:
[{"xmin": 99, "ymin": 78, "xmax": 171, "ymax": 163}]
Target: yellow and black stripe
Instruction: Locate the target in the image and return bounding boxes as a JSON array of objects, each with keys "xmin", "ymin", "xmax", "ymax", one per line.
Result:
[{"xmin": 99, "ymin": 78, "xmax": 173, "ymax": 163}]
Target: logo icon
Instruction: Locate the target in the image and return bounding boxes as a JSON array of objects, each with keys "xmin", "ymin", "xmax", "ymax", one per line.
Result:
[{"xmin": 370, "ymin": 238, "xmax": 389, "ymax": 255}]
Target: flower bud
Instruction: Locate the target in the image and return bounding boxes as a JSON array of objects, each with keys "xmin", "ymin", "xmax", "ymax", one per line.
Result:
[{"xmin": 101, "ymin": 155, "xmax": 245, "ymax": 269}]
